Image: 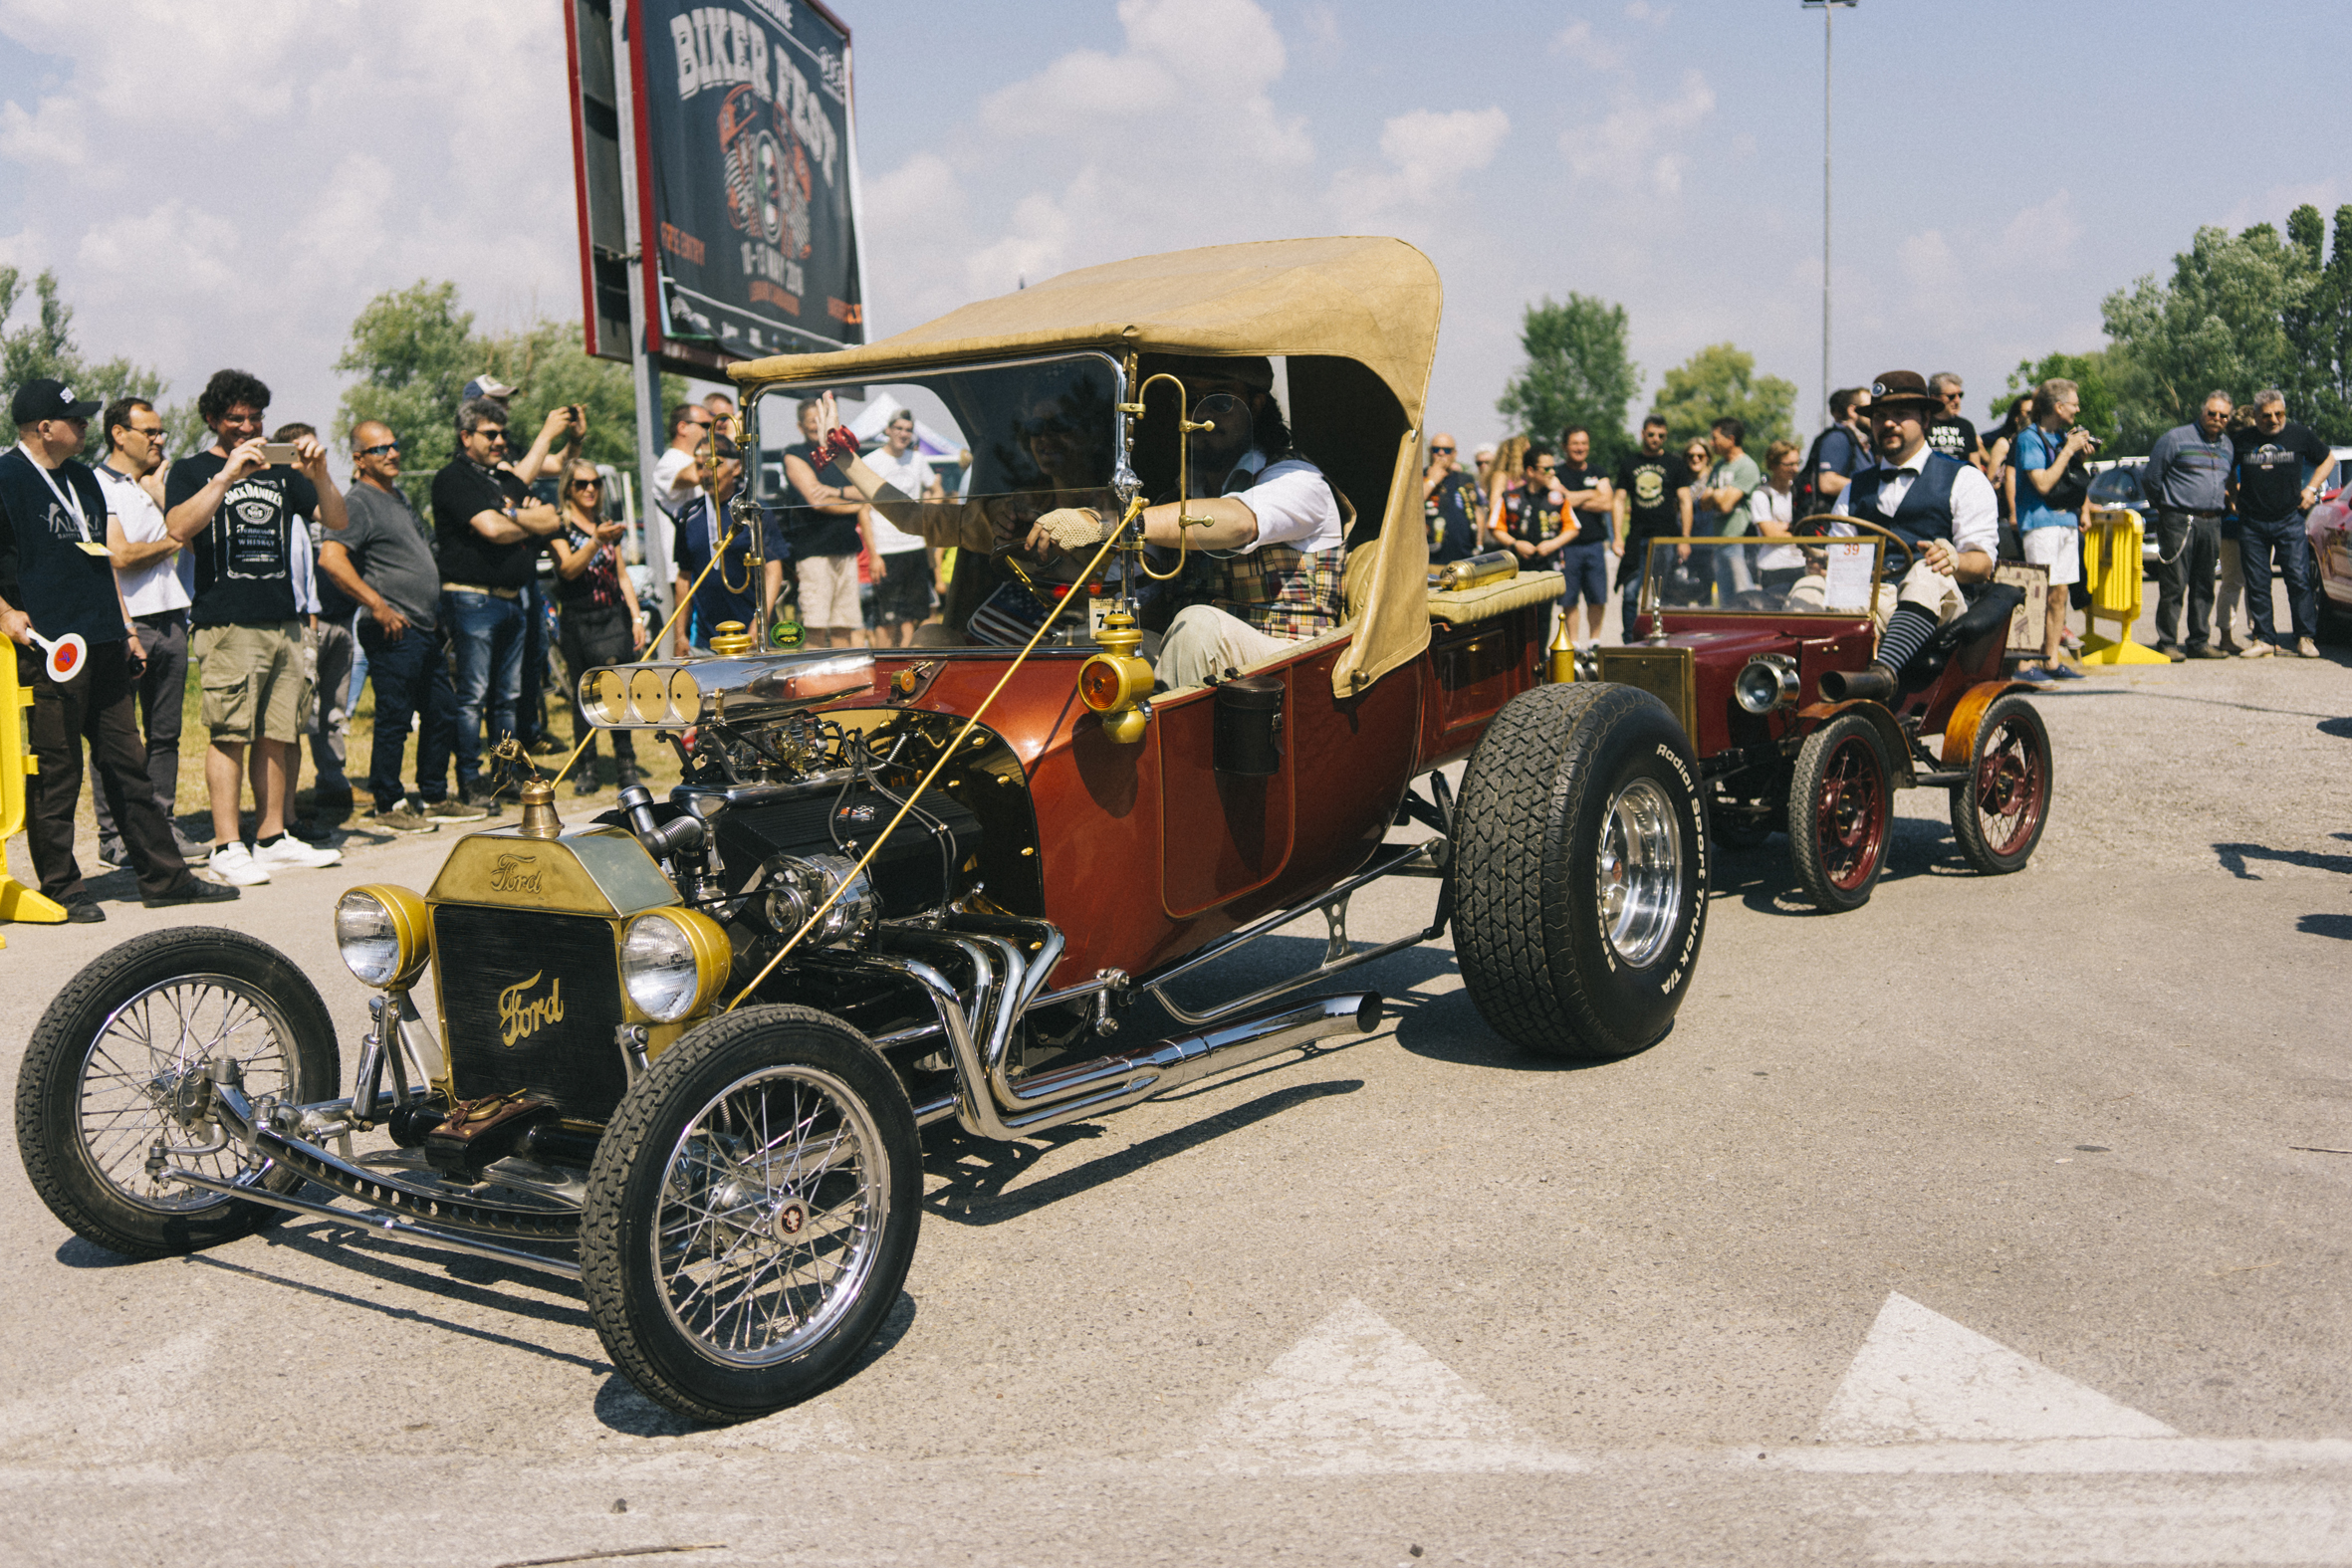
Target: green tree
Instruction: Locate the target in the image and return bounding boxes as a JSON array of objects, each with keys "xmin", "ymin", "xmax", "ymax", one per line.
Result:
[
  {"xmin": 2100, "ymin": 221, "xmax": 2311, "ymax": 451},
  {"xmin": 1648, "ymin": 342, "xmax": 1795, "ymax": 451},
  {"xmin": 2001, "ymin": 349, "xmax": 2119, "ymax": 448},
  {"xmin": 1495, "ymin": 294, "xmax": 1640, "ymax": 469},
  {"xmin": 337, "ymin": 279, "xmax": 681, "ymax": 509},
  {"xmin": 0, "ymin": 266, "xmax": 170, "ymax": 461},
  {"xmin": 2279, "ymin": 202, "xmax": 2352, "ymax": 440}
]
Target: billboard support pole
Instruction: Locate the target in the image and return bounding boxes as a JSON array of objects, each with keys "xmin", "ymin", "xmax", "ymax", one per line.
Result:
[{"xmin": 610, "ymin": 0, "xmax": 671, "ymax": 638}]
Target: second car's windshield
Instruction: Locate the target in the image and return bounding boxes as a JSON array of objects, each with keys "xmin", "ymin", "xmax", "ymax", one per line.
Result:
[{"xmin": 1641, "ymin": 536, "xmax": 1885, "ymax": 615}]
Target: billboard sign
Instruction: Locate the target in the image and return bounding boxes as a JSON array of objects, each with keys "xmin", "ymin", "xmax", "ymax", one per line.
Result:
[
  {"xmin": 570, "ymin": 0, "xmax": 866, "ymax": 373},
  {"xmin": 636, "ymin": 0, "xmax": 865, "ymax": 367}
]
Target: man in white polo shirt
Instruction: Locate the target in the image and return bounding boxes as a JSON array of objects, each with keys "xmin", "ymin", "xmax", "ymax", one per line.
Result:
[
  {"xmin": 93, "ymin": 395, "xmax": 207, "ymax": 864},
  {"xmin": 861, "ymin": 408, "xmax": 941, "ymax": 646}
]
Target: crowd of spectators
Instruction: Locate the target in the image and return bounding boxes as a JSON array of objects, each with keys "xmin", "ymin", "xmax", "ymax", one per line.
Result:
[
  {"xmin": 0, "ymin": 366, "xmax": 961, "ymax": 917},
  {"xmin": 1424, "ymin": 370, "xmax": 2341, "ymax": 675}
]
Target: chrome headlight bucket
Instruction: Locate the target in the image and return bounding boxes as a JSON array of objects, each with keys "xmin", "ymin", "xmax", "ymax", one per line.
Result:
[
  {"xmin": 761, "ymin": 852, "xmax": 879, "ymax": 949},
  {"xmin": 336, "ymin": 885, "xmax": 432, "ymax": 990},
  {"xmin": 1735, "ymin": 654, "xmax": 1801, "ymax": 715},
  {"xmin": 619, "ymin": 907, "xmax": 734, "ymax": 1022}
]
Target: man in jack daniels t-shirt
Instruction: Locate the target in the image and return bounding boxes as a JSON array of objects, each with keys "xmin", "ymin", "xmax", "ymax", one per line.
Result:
[{"xmin": 163, "ymin": 368, "xmax": 349, "ymax": 888}]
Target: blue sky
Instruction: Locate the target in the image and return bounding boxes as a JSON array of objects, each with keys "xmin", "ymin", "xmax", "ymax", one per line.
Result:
[{"xmin": 2, "ymin": 0, "xmax": 2346, "ymax": 456}]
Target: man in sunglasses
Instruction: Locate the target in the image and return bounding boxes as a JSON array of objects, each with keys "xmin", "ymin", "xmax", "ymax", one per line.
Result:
[
  {"xmin": 319, "ymin": 420, "xmax": 476, "ymax": 833},
  {"xmin": 1926, "ymin": 373, "xmax": 1986, "ymax": 473},
  {"xmin": 1421, "ymin": 432, "xmax": 1482, "ymax": 564},
  {"xmin": 432, "ymin": 398, "xmax": 564, "ymax": 806}
]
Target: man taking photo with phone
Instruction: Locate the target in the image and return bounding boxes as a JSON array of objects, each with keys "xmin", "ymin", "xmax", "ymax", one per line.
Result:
[{"xmin": 163, "ymin": 368, "xmax": 349, "ymax": 886}]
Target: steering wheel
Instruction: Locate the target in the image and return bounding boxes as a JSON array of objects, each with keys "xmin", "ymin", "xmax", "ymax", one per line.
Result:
[{"xmin": 1793, "ymin": 512, "xmax": 1914, "ymax": 576}]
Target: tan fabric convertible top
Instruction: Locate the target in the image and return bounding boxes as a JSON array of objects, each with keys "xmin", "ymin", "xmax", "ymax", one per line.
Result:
[{"xmin": 730, "ymin": 238, "xmax": 1442, "ymax": 697}]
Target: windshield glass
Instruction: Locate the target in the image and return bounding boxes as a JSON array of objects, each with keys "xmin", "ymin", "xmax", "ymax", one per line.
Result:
[
  {"xmin": 1640, "ymin": 535, "xmax": 1886, "ymax": 615},
  {"xmin": 751, "ymin": 350, "xmax": 1127, "ymax": 528},
  {"xmin": 2086, "ymin": 462, "xmax": 2145, "ymax": 507}
]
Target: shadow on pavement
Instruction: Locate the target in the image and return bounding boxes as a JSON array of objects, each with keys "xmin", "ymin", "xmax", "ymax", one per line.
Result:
[
  {"xmin": 2214, "ymin": 841, "xmax": 2352, "ymax": 879},
  {"xmin": 1708, "ymin": 809, "xmax": 1973, "ymax": 917},
  {"xmin": 919, "ymin": 1078, "xmax": 1361, "ymax": 1227},
  {"xmin": 2296, "ymin": 913, "xmax": 2352, "ymax": 940}
]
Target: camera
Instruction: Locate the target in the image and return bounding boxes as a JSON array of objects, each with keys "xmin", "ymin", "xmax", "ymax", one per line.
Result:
[{"xmin": 2075, "ymin": 430, "xmax": 2103, "ymax": 454}]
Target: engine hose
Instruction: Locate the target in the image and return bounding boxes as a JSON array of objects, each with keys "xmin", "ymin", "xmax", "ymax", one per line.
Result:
[{"xmin": 723, "ymin": 497, "xmax": 1143, "ymax": 1011}]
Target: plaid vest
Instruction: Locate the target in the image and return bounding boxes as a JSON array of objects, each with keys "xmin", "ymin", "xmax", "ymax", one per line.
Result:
[
  {"xmin": 1209, "ymin": 541, "xmax": 1345, "ymax": 640},
  {"xmin": 1197, "ymin": 452, "xmax": 1346, "ymax": 640}
]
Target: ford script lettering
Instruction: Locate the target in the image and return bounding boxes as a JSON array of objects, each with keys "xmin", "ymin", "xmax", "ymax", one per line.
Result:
[
  {"xmin": 498, "ymin": 972, "xmax": 565, "ymax": 1047},
  {"xmin": 489, "ymin": 853, "xmax": 545, "ymax": 896}
]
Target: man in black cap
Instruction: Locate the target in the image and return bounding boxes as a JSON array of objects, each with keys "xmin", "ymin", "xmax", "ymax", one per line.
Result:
[
  {"xmin": 1, "ymin": 378, "xmax": 237, "ymax": 919},
  {"xmin": 1828, "ymin": 370, "xmax": 1999, "ymax": 696}
]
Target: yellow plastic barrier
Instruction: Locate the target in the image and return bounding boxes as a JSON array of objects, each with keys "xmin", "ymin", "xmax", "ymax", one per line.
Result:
[
  {"xmin": 0, "ymin": 646, "xmax": 68, "ymax": 944},
  {"xmin": 2078, "ymin": 505, "xmax": 2169, "ymax": 665}
]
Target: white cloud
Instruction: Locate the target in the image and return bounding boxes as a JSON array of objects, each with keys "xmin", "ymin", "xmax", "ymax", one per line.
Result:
[
  {"xmin": 1558, "ymin": 71, "xmax": 1716, "ymax": 193},
  {"xmin": 1551, "ymin": 20, "xmax": 1629, "ymax": 71},
  {"xmin": 0, "ymin": 0, "xmax": 581, "ymax": 429},
  {"xmin": 1300, "ymin": 3, "xmax": 1342, "ymax": 54},
  {"xmin": 1329, "ymin": 108, "xmax": 1509, "ymax": 225},
  {"xmin": 1995, "ymin": 191, "xmax": 2083, "ymax": 271}
]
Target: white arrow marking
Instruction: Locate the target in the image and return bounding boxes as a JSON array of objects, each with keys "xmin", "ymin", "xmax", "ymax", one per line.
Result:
[
  {"xmin": 1192, "ymin": 1297, "xmax": 1576, "ymax": 1474},
  {"xmin": 1818, "ymin": 1292, "xmax": 2178, "ymax": 1446}
]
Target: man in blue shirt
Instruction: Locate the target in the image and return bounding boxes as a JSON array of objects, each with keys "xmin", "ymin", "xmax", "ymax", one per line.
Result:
[{"xmin": 2140, "ymin": 391, "xmax": 2236, "ymax": 659}]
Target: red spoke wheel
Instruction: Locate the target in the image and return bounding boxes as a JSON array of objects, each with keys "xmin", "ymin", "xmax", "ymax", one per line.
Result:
[
  {"xmin": 1949, "ymin": 694, "xmax": 2051, "ymax": 874},
  {"xmin": 1787, "ymin": 714, "xmax": 1891, "ymax": 912}
]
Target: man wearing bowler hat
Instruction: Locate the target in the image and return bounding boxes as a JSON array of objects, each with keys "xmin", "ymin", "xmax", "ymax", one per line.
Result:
[
  {"xmin": 1829, "ymin": 370, "xmax": 1999, "ymax": 697},
  {"xmin": 0, "ymin": 378, "xmax": 237, "ymax": 919}
]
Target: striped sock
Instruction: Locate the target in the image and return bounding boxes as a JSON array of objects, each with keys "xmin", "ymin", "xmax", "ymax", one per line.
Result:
[{"xmin": 1876, "ymin": 604, "xmax": 1940, "ymax": 676}]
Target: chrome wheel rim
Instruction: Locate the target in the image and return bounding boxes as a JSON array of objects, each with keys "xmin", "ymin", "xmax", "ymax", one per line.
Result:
[
  {"xmin": 1595, "ymin": 778, "xmax": 1684, "ymax": 967},
  {"xmin": 76, "ymin": 974, "xmax": 297, "ymax": 1214},
  {"xmin": 652, "ymin": 1064, "xmax": 888, "ymax": 1368}
]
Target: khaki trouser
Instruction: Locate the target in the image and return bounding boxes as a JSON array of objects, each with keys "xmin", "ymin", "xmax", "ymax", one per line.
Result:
[{"xmin": 1158, "ymin": 604, "xmax": 1293, "ymax": 689}]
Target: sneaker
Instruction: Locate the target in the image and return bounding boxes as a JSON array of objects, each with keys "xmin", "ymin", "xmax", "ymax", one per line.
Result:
[
  {"xmin": 2295, "ymin": 637, "xmax": 2323, "ymax": 658},
  {"xmin": 2189, "ymin": 644, "xmax": 2229, "ymax": 659},
  {"xmin": 252, "ymin": 834, "xmax": 343, "ymax": 871},
  {"xmin": 171, "ymin": 829, "xmax": 211, "ymax": 863},
  {"xmin": 364, "ymin": 804, "xmax": 438, "ymax": 835},
  {"xmin": 2239, "ymin": 640, "xmax": 2276, "ymax": 659},
  {"xmin": 65, "ymin": 897, "xmax": 105, "ymax": 924},
  {"xmin": 142, "ymin": 876, "xmax": 240, "ymax": 909},
  {"xmin": 2050, "ymin": 662, "xmax": 2088, "ymax": 680},
  {"xmin": 2012, "ymin": 663, "xmax": 2054, "ymax": 684},
  {"xmin": 457, "ymin": 789, "xmax": 506, "ymax": 818},
  {"xmin": 94, "ymin": 839, "xmax": 126, "ymax": 871},
  {"xmin": 288, "ymin": 815, "xmax": 339, "ymax": 845},
  {"xmin": 423, "ymin": 796, "xmax": 490, "ymax": 823},
  {"xmin": 2156, "ymin": 643, "xmax": 2187, "ymax": 663},
  {"xmin": 207, "ymin": 841, "xmax": 272, "ymax": 886}
]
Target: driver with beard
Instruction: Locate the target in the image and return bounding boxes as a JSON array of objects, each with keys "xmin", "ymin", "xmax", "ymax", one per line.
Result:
[{"xmin": 1029, "ymin": 355, "xmax": 1346, "ymax": 689}]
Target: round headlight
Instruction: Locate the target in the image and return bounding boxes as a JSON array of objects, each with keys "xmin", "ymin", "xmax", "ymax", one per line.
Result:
[
  {"xmin": 619, "ymin": 908, "xmax": 732, "ymax": 1023},
  {"xmin": 1736, "ymin": 657, "xmax": 1796, "ymax": 715},
  {"xmin": 336, "ymin": 885, "xmax": 431, "ymax": 990}
]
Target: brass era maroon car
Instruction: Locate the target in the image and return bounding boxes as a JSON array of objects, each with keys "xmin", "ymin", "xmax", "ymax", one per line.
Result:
[
  {"xmin": 16, "ymin": 240, "xmax": 1708, "ymax": 1424},
  {"xmin": 1603, "ymin": 530, "xmax": 2052, "ymax": 911}
]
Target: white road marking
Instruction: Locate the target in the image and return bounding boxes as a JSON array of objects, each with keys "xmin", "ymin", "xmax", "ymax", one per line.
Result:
[
  {"xmin": 1187, "ymin": 1297, "xmax": 1577, "ymax": 1475},
  {"xmin": 1818, "ymin": 1292, "xmax": 2177, "ymax": 1445},
  {"xmin": 1860, "ymin": 1480, "xmax": 2352, "ymax": 1565}
]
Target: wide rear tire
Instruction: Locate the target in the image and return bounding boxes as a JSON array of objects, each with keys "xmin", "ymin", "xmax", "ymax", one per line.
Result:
[
  {"xmin": 1453, "ymin": 684, "xmax": 1707, "ymax": 1060},
  {"xmin": 14, "ymin": 929, "xmax": 341, "ymax": 1258},
  {"xmin": 581, "ymin": 1005, "xmax": 920, "ymax": 1425}
]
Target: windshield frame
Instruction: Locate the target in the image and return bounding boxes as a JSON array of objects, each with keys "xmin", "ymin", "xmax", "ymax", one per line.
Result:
[
  {"xmin": 744, "ymin": 348, "xmax": 1137, "ymax": 510},
  {"xmin": 1637, "ymin": 534, "xmax": 1889, "ymax": 619}
]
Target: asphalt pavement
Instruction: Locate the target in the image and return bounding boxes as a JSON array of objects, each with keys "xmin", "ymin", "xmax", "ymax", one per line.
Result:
[{"xmin": 2, "ymin": 636, "xmax": 2348, "ymax": 1567}]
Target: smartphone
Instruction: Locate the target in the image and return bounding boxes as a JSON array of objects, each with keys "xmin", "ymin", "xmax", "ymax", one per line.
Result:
[{"xmin": 260, "ymin": 441, "xmax": 299, "ymax": 466}]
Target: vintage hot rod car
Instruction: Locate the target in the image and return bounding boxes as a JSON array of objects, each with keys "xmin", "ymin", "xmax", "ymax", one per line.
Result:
[
  {"xmin": 1604, "ymin": 530, "xmax": 2052, "ymax": 911},
  {"xmin": 14, "ymin": 240, "xmax": 1709, "ymax": 1424}
]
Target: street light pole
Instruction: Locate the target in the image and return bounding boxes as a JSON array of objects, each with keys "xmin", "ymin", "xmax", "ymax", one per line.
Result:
[{"xmin": 1803, "ymin": 0, "xmax": 1856, "ymax": 434}]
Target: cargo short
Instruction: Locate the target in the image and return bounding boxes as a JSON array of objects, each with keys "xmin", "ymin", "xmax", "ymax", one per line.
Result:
[{"xmin": 193, "ymin": 620, "xmax": 307, "ymax": 745}]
